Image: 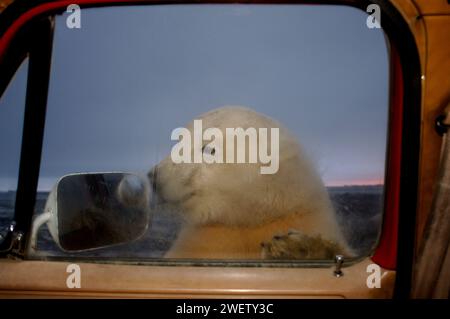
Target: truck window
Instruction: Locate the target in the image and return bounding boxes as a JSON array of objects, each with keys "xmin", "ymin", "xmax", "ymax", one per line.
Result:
[{"xmin": 30, "ymin": 4, "xmax": 389, "ymax": 264}]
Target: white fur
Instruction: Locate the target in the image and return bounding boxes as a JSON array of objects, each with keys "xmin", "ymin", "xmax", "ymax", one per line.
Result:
[{"xmin": 153, "ymin": 106, "xmax": 349, "ymax": 259}]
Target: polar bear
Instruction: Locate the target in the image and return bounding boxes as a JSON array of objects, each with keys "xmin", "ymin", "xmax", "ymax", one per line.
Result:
[{"xmin": 149, "ymin": 106, "xmax": 352, "ymax": 260}]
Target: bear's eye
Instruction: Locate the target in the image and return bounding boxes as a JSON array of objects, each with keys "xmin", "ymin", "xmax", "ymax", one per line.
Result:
[{"xmin": 202, "ymin": 145, "xmax": 215, "ymax": 156}]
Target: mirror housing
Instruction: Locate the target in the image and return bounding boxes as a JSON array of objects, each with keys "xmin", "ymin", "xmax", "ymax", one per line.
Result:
[{"xmin": 29, "ymin": 172, "xmax": 151, "ymax": 253}]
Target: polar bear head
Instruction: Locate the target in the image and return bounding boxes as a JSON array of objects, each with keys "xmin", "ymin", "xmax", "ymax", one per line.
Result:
[{"xmin": 150, "ymin": 106, "xmax": 330, "ymax": 227}]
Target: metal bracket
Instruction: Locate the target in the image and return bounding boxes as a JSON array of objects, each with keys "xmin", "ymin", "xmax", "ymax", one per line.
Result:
[
  {"xmin": 0, "ymin": 222, "xmax": 25, "ymax": 257},
  {"xmin": 333, "ymin": 255, "xmax": 344, "ymax": 277},
  {"xmin": 435, "ymin": 114, "xmax": 450, "ymax": 136}
]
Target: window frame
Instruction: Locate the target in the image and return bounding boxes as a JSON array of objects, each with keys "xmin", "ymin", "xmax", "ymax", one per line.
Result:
[{"xmin": 0, "ymin": 0, "xmax": 421, "ymax": 299}]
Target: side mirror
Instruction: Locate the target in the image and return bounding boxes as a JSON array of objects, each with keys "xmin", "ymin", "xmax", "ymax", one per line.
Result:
[{"xmin": 29, "ymin": 172, "xmax": 151, "ymax": 253}]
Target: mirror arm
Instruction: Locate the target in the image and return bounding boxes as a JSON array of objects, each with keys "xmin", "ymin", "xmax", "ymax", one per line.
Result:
[{"xmin": 26, "ymin": 212, "xmax": 51, "ymax": 256}]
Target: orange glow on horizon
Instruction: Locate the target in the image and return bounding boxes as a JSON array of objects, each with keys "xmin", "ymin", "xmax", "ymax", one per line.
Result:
[{"xmin": 325, "ymin": 179, "xmax": 384, "ymax": 187}]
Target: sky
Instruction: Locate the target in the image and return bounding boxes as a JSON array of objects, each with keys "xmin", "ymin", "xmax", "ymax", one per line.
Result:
[{"xmin": 0, "ymin": 4, "xmax": 389, "ymax": 191}]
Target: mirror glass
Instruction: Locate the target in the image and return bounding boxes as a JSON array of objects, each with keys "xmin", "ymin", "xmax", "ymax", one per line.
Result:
[{"xmin": 55, "ymin": 173, "xmax": 150, "ymax": 251}]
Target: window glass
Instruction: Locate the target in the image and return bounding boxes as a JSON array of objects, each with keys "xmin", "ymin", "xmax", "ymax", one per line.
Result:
[
  {"xmin": 0, "ymin": 59, "xmax": 28, "ymax": 243},
  {"xmin": 32, "ymin": 5, "xmax": 388, "ymax": 263}
]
